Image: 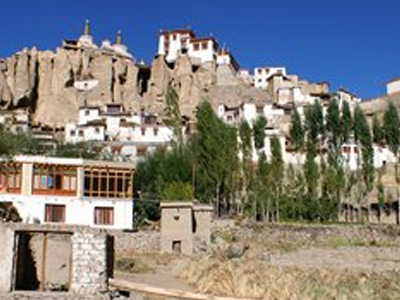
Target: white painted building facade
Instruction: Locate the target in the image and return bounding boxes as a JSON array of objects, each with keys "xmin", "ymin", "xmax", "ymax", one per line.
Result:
[
  {"xmin": 65, "ymin": 104, "xmax": 173, "ymax": 162},
  {"xmin": 0, "ymin": 155, "xmax": 134, "ymax": 229},
  {"xmin": 254, "ymin": 67, "xmax": 287, "ymax": 90},
  {"xmin": 387, "ymin": 77, "xmax": 400, "ymax": 95},
  {"xmin": 158, "ymin": 29, "xmax": 240, "ymax": 70}
]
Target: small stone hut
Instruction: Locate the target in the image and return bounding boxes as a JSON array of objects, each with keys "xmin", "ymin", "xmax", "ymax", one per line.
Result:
[{"xmin": 160, "ymin": 202, "xmax": 213, "ymax": 255}]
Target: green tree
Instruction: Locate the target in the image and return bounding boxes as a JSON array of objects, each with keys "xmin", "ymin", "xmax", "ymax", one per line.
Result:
[
  {"xmin": 239, "ymin": 120, "xmax": 253, "ymax": 214},
  {"xmin": 192, "ymin": 100, "xmax": 239, "ymax": 215},
  {"xmin": 161, "ymin": 182, "xmax": 194, "ymax": 201},
  {"xmin": 383, "ymin": 102, "xmax": 400, "ymax": 181},
  {"xmin": 354, "ymin": 105, "xmax": 374, "ymax": 192},
  {"xmin": 326, "ymin": 99, "xmax": 341, "ymax": 151},
  {"xmin": 289, "ymin": 107, "xmax": 304, "ymax": 151},
  {"xmin": 341, "ymin": 100, "xmax": 352, "ymax": 143},
  {"xmin": 0, "ymin": 127, "xmax": 39, "ymax": 156},
  {"xmin": 54, "ymin": 142, "xmax": 98, "ymax": 159},
  {"xmin": 164, "ymin": 86, "xmax": 183, "ymax": 147},
  {"xmin": 253, "ymin": 116, "xmax": 267, "ymax": 151},
  {"xmin": 269, "ymin": 135, "xmax": 284, "ymax": 221},
  {"xmin": 372, "ymin": 115, "xmax": 384, "ymax": 145}
]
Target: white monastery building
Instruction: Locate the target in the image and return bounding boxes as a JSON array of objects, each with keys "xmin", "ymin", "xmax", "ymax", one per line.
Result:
[
  {"xmin": 157, "ymin": 29, "xmax": 239, "ymax": 71},
  {"xmin": 0, "ymin": 155, "xmax": 135, "ymax": 229}
]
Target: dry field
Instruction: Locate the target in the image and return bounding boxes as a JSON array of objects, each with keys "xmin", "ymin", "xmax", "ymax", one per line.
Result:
[{"xmin": 115, "ymin": 222, "xmax": 400, "ymax": 300}]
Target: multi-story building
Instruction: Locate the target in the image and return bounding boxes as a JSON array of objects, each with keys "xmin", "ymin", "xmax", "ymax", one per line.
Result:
[
  {"xmin": 65, "ymin": 104, "xmax": 173, "ymax": 162},
  {"xmin": 158, "ymin": 29, "xmax": 240, "ymax": 71},
  {"xmin": 0, "ymin": 155, "xmax": 134, "ymax": 229},
  {"xmin": 254, "ymin": 67, "xmax": 287, "ymax": 90}
]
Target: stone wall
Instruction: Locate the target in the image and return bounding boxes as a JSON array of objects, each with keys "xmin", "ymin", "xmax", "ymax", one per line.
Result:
[
  {"xmin": 70, "ymin": 229, "xmax": 111, "ymax": 295},
  {"xmin": 111, "ymin": 230, "xmax": 160, "ymax": 256},
  {"xmin": 0, "ymin": 223, "xmax": 113, "ymax": 297}
]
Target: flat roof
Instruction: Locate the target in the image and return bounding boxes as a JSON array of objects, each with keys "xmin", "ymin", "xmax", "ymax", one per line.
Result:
[{"xmin": 10, "ymin": 155, "xmax": 135, "ymax": 170}]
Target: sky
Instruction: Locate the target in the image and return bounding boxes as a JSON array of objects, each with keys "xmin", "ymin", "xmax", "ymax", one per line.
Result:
[{"xmin": 1, "ymin": 0, "xmax": 399, "ymax": 99}]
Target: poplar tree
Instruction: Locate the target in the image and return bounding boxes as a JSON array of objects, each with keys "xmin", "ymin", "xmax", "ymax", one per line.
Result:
[
  {"xmin": 326, "ymin": 99, "xmax": 341, "ymax": 151},
  {"xmin": 341, "ymin": 100, "xmax": 352, "ymax": 143},
  {"xmin": 354, "ymin": 105, "xmax": 374, "ymax": 192},
  {"xmin": 164, "ymin": 86, "xmax": 183, "ymax": 147},
  {"xmin": 383, "ymin": 102, "xmax": 400, "ymax": 181},
  {"xmin": 269, "ymin": 135, "xmax": 284, "ymax": 221},
  {"xmin": 289, "ymin": 107, "xmax": 304, "ymax": 151},
  {"xmin": 372, "ymin": 115, "xmax": 384, "ymax": 145},
  {"xmin": 253, "ymin": 116, "xmax": 267, "ymax": 151},
  {"xmin": 239, "ymin": 121, "xmax": 253, "ymax": 213},
  {"xmin": 194, "ymin": 100, "xmax": 239, "ymax": 215}
]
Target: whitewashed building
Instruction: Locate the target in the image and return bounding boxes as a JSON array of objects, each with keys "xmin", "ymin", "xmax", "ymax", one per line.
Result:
[
  {"xmin": 0, "ymin": 155, "xmax": 134, "ymax": 229},
  {"xmin": 254, "ymin": 67, "xmax": 287, "ymax": 90},
  {"xmin": 65, "ymin": 104, "xmax": 173, "ymax": 162},
  {"xmin": 341, "ymin": 143, "xmax": 395, "ymax": 171},
  {"xmin": 387, "ymin": 77, "xmax": 400, "ymax": 95},
  {"xmin": 158, "ymin": 29, "xmax": 240, "ymax": 70}
]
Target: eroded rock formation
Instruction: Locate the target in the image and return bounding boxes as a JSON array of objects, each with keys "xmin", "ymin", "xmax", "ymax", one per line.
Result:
[{"xmin": 0, "ymin": 44, "xmax": 272, "ymax": 126}]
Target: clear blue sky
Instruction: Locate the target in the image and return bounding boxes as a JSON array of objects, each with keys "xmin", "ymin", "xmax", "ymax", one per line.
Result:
[{"xmin": 1, "ymin": 0, "xmax": 399, "ymax": 99}]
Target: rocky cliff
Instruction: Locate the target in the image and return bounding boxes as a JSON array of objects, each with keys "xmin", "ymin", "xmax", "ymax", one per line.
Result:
[{"xmin": 0, "ymin": 46, "xmax": 272, "ymax": 126}]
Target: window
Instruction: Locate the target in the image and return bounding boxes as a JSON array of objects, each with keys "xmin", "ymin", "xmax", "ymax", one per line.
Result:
[
  {"xmin": 107, "ymin": 105, "xmax": 122, "ymax": 114},
  {"xmin": 78, "ymin": 130, "xmax": 84, "ymax": 137},
  {"xmin": 141, "ymin": 127, "xmax": 146, "ymax": 136},
  {"xmin": 84, "ymin": 168, "xmax": 132, "ymax": 199},
  {"xmin": 193, "ymin": 43, "xmax": 200, "ymax": 51},
  {"xmin": 70, "ymin": 130, "xmax": 76, "ymax": 136},
  {"xmin": 154, "ymin": 127, "xmax": 159, "ymax": 136},
  {"xmin": 94, "ymin": 207, "xmax": 114, "ymax": 225},
  {"xmin": 164, "ymin": 42, "xmax": 169, "ymax": 50},
  {"xmin": 201, "ymin": 42, "xmax": 208, "ymax": 50},
  {"xmin": 95, "ymin": 127, "xmax": 100, "ymax": 134},
  {"xmin": 256, "ymin": 106, "xmax": 264, "ymax": 114},
  {"xmin": 354, "ymin": 146, "xmax": 359, "ymax": 154},
  {"xmin": 33, "ymin": 165, "xmax": 77, "ymax": 196},
  {"xmin": 0, "ymin": 162, "xmax": 22, "ymax": 194},
  {"xmin": 172, "ymin": 34, "xmax": 177, "ymax": 41},
  {"xmin": 343, "ymin": 146, "xmax": 351, "ymax": 154},
  {"xmin": 85, "ymin": 110, "xmax": 90, "ymax": 116},
  {"xmin": 45, "ymin": 204, "xmax": 66, "ymax": 223}
]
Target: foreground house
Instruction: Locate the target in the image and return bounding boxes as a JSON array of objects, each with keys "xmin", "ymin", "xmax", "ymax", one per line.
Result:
[{"xmin": 0, "ymin": 155, "xmax": 134, "ymax": 229}]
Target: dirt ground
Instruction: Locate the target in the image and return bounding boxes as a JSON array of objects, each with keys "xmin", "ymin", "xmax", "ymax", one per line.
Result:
[{"xmin": 114, "ymin": 222, "xmax": 400, "ymax": 299}]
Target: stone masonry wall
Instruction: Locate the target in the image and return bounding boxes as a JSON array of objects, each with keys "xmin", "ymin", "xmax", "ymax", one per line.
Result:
[
  {"xmin": 111, "ymin": 230, "xmax": 160, "ymax": 256},
  {"xmin": 70, "ymin": 230, "xmax": 110, "ymax": 295},
  {"xmin": 0, "ymin": 225, "xmax": 14, "ymax": 292}
]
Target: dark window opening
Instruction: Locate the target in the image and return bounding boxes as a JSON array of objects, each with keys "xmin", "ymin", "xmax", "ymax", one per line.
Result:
[{"xmin": 172, "ymin": 240, "xmax": 182, "ymax": 253}]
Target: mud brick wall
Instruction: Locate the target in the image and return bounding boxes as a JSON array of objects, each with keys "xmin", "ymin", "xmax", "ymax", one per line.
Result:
[{"xmin": 70, "ymin": 230, "xmax": 110, "ymax": 295}]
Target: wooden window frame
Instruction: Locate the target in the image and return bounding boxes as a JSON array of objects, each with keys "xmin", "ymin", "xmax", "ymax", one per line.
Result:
[
  {"xmin": 32, "ymin": 164, "xmax": 77, "ymax": 196},
  {"xmin": 44, "ymin": 204, "xmax": 66, "ymax": 223},
  {"xmin": 0, "ymin": 162, "xmax": 22, "ymax": 194},
  {"xmin": 83, "ymin": 167, "xmax": 132, "ymax": 199},
  {"xmin": 94, "ymin": 207, "xmax": 114, "ymax": 225}
]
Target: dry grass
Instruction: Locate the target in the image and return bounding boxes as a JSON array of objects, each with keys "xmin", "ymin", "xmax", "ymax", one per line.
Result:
[
  {"xmin": 115, "ymin": 252, "xmax": 176, "ymax": 274},
  {"xmin": 180, "ymin": 257, "xmax": 400, "ymax": 300}
]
